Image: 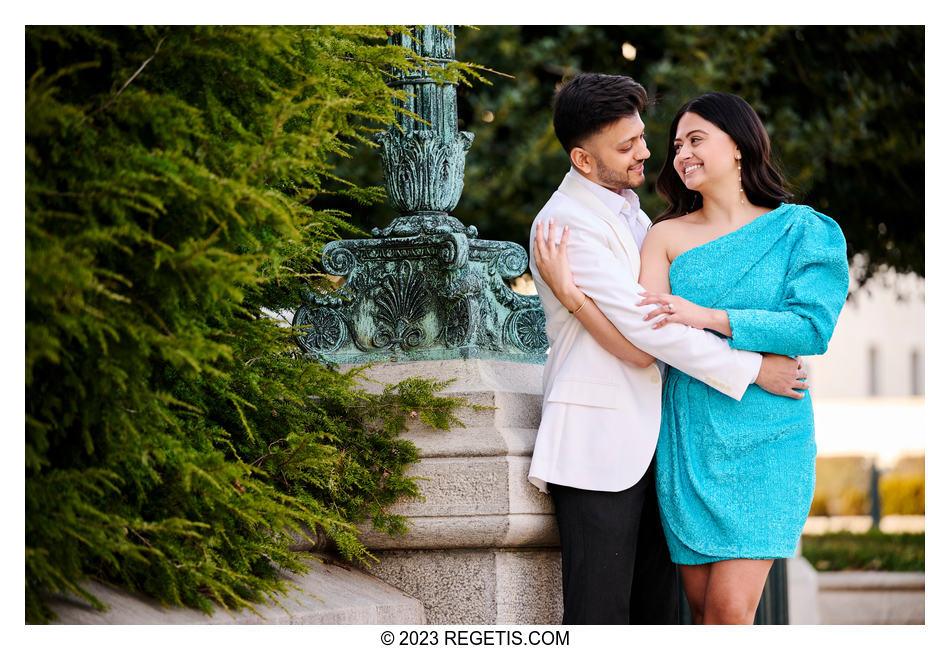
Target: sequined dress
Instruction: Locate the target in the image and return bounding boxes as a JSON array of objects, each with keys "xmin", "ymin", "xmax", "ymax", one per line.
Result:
[{"xmin": 655, "ymin": 203, "xmax": 848, "ymax": 564}]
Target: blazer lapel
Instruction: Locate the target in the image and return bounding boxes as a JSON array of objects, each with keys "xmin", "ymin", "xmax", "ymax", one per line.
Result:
[{"xmin": 558, "ymin": 173, "xmax": 641, "ymax": 277}]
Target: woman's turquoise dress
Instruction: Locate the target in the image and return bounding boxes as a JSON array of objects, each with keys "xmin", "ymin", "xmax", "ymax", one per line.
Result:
[{"xmin": 655, "ymin": 203, "xmax": 849, "ymax": 564}]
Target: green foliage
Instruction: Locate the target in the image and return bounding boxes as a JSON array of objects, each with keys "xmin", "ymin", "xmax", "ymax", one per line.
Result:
[
  {"xmin": 327, "ymin": 26, "xmax": 924, "ymax": 285},
  {"xmin": 26, "ymin": 25, "xmax": 479, "ymax": 624},
  {"xmin": 802, "ymin": 531, "xmax": 924, "ymax": 572}
]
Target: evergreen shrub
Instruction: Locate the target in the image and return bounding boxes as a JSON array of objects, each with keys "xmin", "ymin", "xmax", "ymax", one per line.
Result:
[
  {"xmin": 802, "ymin": 531, "xmax": 924, "ymax": 572},
  {"xmin": 26, "ymin": 25, "xmax": 485, "ymax": 623}
]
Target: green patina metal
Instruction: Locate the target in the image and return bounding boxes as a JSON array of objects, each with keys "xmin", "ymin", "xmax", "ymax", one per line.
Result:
[{"xmin": 294, "ymin": 25, "xmax": 547, "ymax": 364}]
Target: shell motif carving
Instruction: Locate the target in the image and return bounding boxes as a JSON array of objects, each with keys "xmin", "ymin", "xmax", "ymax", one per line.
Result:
[{"xmin": 371, "ymin": 260, "xmax": 430, "ymax": 351}]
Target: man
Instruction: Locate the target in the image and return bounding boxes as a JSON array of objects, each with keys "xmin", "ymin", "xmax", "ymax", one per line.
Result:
[{"xmin": 527, "ymin": 74, "xmax": 806, "ymax": 625}]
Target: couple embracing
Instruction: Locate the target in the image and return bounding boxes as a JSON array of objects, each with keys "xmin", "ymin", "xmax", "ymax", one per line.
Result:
[{"xmin": 527, "ymin": 74, "xmax": 849, "ymax": 625}]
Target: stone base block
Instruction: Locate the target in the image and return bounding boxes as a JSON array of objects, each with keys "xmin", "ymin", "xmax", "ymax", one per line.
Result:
[
  {"xmin": 342, "ymin": 359, "xmax": 559, "ymax": 625},
  {"xmin": 348, "ymin": 359, "xmax": 544, "ymax": 397},
  {"xmin": 46, "ymin": 555, "xmax": 424, "ymax": 625},
  {"xmin": 386, "ymin": 456, "xmax": 553, "ymax": 518},
  {"xmin": 362, "ymin": 548, "xmax": 562, "ymax": 625}
]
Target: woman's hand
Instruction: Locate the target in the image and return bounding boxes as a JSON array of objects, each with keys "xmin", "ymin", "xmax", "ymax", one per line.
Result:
[
  {"xmin": 637, "ymin": 291, "xmax": 731, "ymax": 336},
  {"xmin": 534, "ymin": 219, "xmax": 654, "ymax": 367},
  {"xmin": 534, "ymin": 219, "xmax": 585, "ymax": 309}
]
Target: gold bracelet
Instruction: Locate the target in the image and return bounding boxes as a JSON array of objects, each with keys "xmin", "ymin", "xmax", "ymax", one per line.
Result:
[{"xmin": 569, "ymin": 294, "xmax": 588, "ymax": 315}]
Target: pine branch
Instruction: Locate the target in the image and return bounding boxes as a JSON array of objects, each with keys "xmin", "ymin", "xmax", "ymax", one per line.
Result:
[{"xmin": 89, "ymin": 34, "xmax": 168, "ymax": 120}]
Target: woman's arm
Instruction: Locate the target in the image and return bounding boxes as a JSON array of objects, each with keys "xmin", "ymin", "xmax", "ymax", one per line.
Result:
[
  {"xmin": 533, "ymin": 221, "xmax": 654, "ymax": 368},
  {"xmin": 637, "ymin": 224, "xmax": 672, "ymax": 294},
  {"xmin": 636, "ymin": 222, "xmax": 734, "ymax": 333},
  {"xmin": 638, "ymin": 209, "xmax": 849, "ymax": 356},
  {"xmin": 719, "ymin": 212, "xmax": 849, "ymax": 356}
]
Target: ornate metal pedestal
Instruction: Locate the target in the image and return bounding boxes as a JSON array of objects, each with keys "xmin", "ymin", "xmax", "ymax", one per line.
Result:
[{"xmin": 293, "ymin": 26, "xmax": 546, "ymax": 365}]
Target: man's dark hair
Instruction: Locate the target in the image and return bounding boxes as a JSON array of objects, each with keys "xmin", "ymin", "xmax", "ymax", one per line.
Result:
[{"xmin": 552, "ymin": 73, "xmax": 649, "ymax": 155}]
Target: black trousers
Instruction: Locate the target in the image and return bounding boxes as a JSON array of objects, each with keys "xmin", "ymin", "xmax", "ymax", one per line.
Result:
[{"xmin": 548, "ymin": 460, "xmax": 679, "ymax": 624}]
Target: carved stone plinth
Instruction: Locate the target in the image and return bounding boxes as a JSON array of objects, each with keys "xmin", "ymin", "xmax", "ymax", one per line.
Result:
[{"xmin": 348, "ymin": 360, "xmax": 562, "ymax": 625}]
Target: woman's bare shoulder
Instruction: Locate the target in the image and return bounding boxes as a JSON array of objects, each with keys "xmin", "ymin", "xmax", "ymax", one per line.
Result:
[{"xmin": 645, "ymin": 215, "xmax": 692, "ymax": 241}]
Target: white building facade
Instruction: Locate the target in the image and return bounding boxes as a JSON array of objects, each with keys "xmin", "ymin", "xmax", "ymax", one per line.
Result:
[{"xmin": 804, "ymin": 263, "xmax": 924, "ymax": 467}]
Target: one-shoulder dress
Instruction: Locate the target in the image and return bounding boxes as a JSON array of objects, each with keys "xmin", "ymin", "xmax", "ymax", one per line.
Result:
[{"xmin": 655, "ymin": 203, "xmax": 849, "ymax": 564}]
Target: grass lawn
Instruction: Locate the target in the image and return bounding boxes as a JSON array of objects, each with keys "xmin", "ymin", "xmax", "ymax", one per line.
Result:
[{"xmin": 801, "ymin": 530, "xmax": 924, "ymax": 571}]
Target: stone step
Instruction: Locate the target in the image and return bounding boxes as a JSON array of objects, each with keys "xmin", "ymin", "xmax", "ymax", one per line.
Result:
[
  {"xmin": 347, "ymin": 359, "xmax": 544, "ymax": 396},
  {"xmin": 401, "ymin": 390, "xmax": 542, "ymax": 431},
  {"xmin": 818, "ymin": 571, "xmax": 925, "ymax": 591},
  {"xmin": 361, "ymin": 548, "xmax": 562, "ymax": 625},
  {"xmin": 45, "ymin": 555, "xmax": 425, "ymax": 625},
  {"xmin": 357, "ymin": 514, "xmax": 559, "ymax": 550},
  {"xmin": 400, "ymin": 425, "xmax": 540, "ymax": 459},
  {"xmin": 383, "ymin": 456, "xmax": 552, "ymax": 518}
]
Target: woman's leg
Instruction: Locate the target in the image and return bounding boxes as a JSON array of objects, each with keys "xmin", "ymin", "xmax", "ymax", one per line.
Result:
[
  {"xmin": 678, "ymin": 563, "xmax": 711, "ymax": 624},
  {"xmin": 702, "ymin": 559, "xmax": 774, "ymax": 625}
]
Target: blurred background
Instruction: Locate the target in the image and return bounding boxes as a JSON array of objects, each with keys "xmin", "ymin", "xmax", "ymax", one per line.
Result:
[
  {"xmin": 323, "ymin": 25, "xmax": 925, "ymax": 622},
  {"xmin": 330, "ymin": 26, "xmax": 923, "ymax": 287}
]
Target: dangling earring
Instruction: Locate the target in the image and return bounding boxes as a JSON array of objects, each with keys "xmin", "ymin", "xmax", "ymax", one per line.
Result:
[{"xmin": 736, "ymin": 152, "xmax": 745, "ymax": 204}]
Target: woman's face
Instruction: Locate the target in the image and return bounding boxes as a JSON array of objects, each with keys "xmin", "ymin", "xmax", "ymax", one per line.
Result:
[{"xmin": 672, "ymin": 111, "xmax": 740, "ymax": 195}]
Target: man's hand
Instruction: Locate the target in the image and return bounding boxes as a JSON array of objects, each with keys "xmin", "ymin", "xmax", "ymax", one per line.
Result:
[{"xmin": 755, "ymin": 354, "xmax": 809, "ymax": 399}]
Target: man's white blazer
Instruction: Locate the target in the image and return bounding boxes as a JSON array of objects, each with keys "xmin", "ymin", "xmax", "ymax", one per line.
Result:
[{"xmin": 527, "ymin": 171, "xmax": 762, "ymax": 493}]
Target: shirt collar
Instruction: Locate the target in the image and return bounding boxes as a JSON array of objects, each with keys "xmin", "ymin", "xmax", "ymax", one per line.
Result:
[{"xmin": 568, "ymin": 167, "xmax": 640, "ymax": 219}]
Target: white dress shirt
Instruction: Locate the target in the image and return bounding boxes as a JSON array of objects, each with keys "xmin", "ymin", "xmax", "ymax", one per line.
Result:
[{"xmin": 569, "ymin": 168, "xmax": 649, "ymax": 250}]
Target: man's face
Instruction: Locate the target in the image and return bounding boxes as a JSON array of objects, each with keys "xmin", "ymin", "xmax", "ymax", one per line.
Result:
[{"xmin": 574, "ymin": 113, "xmax": 650, "ymax": 192}]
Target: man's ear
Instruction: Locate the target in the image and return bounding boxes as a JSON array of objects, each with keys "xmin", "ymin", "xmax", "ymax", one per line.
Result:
[{"xmin": 569, "ymin": 146, "xmax": 593, "ymax": 174}]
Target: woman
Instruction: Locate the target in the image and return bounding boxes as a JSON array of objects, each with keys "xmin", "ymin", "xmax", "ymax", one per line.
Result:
[{"xmin": 533, "ymin": 92, "xmax": 849, "ymax": 624}]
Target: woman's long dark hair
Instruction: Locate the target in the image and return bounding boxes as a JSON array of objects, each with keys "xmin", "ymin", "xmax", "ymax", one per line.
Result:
[{"xmin": 654, "ymin": 92, "xmax": 792, "ymax": 223}]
